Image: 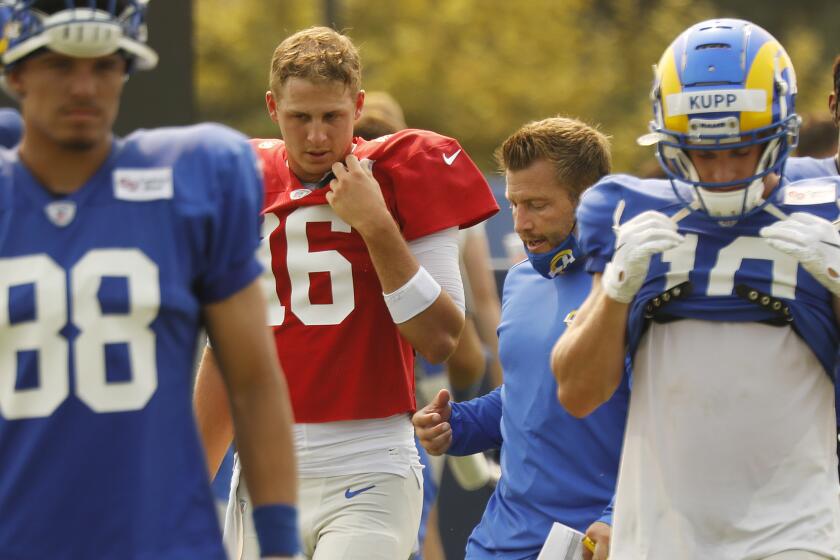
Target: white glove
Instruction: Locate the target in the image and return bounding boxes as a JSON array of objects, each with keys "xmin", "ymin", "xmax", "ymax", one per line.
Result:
[
  {"xmin": 759, "ymin": 212, "xmax": 840, "ymax": 296},
  {"xmin": 602, "ymin": 210, "xmax": 685, "ymax": 303}
]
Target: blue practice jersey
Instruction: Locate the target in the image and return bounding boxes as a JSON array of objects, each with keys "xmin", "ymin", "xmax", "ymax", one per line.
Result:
[
  {"xmin": 782, "ymin": 156, "xmax": 840, "ymax": 436},
  {"xmin": 0, "ymin": 124, "xmax": 263, "ymax": 560},
  {"xmin": 0, "ymin": 108, "xmax": 22, "ymax": 149},
  {"xmin": 785, "ymin": 155, "xmax": 838, "ymax": 184},
  {"xmin": 448, "ymin": 257, "xmax": 628, "ymax": 559},
  {"xmin": 577, "ymin": 175, "xmax": 840, "ymax": 377}
]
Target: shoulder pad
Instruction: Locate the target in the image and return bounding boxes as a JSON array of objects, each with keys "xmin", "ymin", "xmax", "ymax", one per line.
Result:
[
  {"xmin": 577, "ymin": 175, "xmax": 683, "ymax": 273},
  {"xmin": 124, "ymin": 123, "xmax": 250, "ymax": 161},
  {"xmin": 250, "ymin": 137, "xmax": 285, "ymax": 153},
  {"xmin": 579, "ymin": 174, "xmax": 681, "ymax": 226},
  {"xmin": 354, "ymin": 128, "xmax": 456, "ymax": 163}
]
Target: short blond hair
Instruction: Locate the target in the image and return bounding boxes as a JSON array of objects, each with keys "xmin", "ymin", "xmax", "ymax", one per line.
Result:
[
  {"xmin": 269, "ymin": 26, "xmax": 361, "ymax": 95},
  {"xmin": 496, "ymin": 117, "xmax": 611, "ymax": 199}
]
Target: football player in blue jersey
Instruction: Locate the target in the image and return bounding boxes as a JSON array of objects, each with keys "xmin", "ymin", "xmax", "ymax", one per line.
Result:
[
  {"xmin": 785, "ymin": 54, "xmax": 840, "ymax": 484},
  {"xmin": 0, "ymin": 1, "xmax": 299, "ymax": 559},
  {"xmin": 552, "ymin": 19, "xmax": 840, "ymax": 559},
  {"xmin": 0, "ymin": 7, "xmax": 22, "ymax": 149},
  {"xmin": 786, "ymin": 55, "xmax": 840, "ymax": 182},
  {"xmin": 414, "ymin": 116, "xmax": 627, "ymax": 560}
]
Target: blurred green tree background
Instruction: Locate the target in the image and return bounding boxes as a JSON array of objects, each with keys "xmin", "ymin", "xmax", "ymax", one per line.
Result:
[{"xmin": 196, "ymin": 0, "xmax": 839, "ymax": 174}]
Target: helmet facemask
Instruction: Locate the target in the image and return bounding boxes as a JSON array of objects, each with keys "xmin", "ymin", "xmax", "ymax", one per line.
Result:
[{"xmin": 1, "ymin": 0, "xmax": 157, "ymax": 72}]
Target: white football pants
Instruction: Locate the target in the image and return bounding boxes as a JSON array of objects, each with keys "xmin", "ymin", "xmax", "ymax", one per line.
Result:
[{"xmin": 224, "ymin": 456, "xmax": 423, "ymax": 560}]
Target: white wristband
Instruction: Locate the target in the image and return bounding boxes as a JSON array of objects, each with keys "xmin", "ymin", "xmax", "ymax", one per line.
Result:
[{"xmin": 383, "ymin": 266, "xmax": 442, "ymax": 324}]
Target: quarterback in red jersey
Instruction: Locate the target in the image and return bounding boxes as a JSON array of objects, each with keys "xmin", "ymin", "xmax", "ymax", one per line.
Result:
[
  {"xmin": 255, "ymin": 128, "xmax": 494, "ymax": 422},
  {"xmin": 194, "ymin": 26, "xmax": 497, "ymax": 559}
]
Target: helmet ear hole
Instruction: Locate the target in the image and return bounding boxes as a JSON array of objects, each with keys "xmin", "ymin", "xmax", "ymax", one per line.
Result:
[
  {"xmin": 660, "ymin": 143, "xmax": 699, "ymax": 183},
  {"xmin": 756, "ymin": 137, "xmax": 781, "ymax": 176}
]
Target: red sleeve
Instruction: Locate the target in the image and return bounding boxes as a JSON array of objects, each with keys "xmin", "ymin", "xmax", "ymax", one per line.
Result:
[{"xmin": 365, "ymin": 130, "xmax": 499, "ymax": 241}]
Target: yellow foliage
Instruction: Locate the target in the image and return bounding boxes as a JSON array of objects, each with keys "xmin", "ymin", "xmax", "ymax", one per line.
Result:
[{"xmin": 195, "ymin": 1, "xmax": 838, "ymax": 175}]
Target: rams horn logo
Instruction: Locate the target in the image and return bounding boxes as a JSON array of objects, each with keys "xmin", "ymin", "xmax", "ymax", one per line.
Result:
[{"xmin": 549, "ymin": 249, "xmax": 575, "ymax": 276}]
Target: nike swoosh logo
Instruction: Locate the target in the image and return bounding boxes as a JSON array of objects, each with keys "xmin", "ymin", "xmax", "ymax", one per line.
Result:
[
  {"xmin": 344, "ymin": 485, "xmax": 376, "ymax": 499},
  {"xmin": 442, "ymin": 149, "xmax": 462, "ymax": 166}
]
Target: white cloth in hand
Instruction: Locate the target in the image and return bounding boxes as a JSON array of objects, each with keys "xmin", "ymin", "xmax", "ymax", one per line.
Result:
[{"xmin": 602, "ymin": 210, "xmax": 684, "ymax": 303}]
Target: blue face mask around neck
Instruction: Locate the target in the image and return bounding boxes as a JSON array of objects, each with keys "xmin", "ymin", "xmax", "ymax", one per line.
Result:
[{"xmin": 523, "ymin": 229, "xmax": 581, "ymax": 279}]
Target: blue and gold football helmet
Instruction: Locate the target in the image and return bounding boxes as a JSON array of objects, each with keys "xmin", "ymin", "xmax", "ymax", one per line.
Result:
[
  {"xmin": 1, "ymin": 0, "xmax": 157, "ymax": 71},
  {"xmin": 640, "ymin": 19, "xmax": 799, "ymax": 219}
]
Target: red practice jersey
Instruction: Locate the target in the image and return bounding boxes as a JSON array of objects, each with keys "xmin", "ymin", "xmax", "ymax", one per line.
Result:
[{"xmin": 252, "ymin": 129, "xmax": 498, "ymax": 422}]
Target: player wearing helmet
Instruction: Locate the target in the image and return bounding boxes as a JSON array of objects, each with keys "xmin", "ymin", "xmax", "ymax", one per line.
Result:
[
  {"xmin": 0, "ymin": 1, "xmax": 299, "ymax": 558},
  {"xmin": 786, "ymin": 55, "xmax": 840, "ymax": 183},
  {"xmin": 552, "ymin": 19, "xmax": 840, "ymax": 559},
  {"xmin": 785, "ymin": 54, "xmax": 840, "ymax": 484}
]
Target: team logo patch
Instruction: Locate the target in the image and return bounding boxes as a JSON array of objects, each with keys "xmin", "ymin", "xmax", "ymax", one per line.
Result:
[
  {"xmin": 550, "ymin": 249, "xmax": 575, "ymax": 276},
  {"xmin": 783, "ymin": 181, "xmax": 836, "ymax": 205},
  {"xmin": 290, "ymin": 189, "xmax": 312, "ymax": 200},
  {"xmin": 114, "ymin": 168, "xmax": 173, "ymax": 201},
  {"xmin": 44, "ymin": 200, "xmax": 76, "ymax": 227}
]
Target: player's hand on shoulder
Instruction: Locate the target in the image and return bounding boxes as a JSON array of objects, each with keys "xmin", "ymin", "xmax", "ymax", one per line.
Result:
[
  {"xmin": 326, "ymin": 155, "xmax": 392, "ymax": 237},
  {"xmin": 583, "ymin": 520, "xmax": 611, "ymax": 560},
  {"xmin": 602, "ymin": 210, "xmax": 684, "ymax": 304},
  {"xmin": 412, "ymin": 389, "xmax": 453, "ymax": 456},
  {"xmin": 760, "ymin": 212, "xmax": 840, "ymax": 296}
]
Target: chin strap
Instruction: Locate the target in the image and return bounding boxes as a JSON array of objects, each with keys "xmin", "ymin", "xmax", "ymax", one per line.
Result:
[
  {"xmin": 687, "ymin": 135, "xmax": 783, "ymax": 218},
  {"xmin": 694, "ymin": 179, "xmax": 764, "ymax": 218}
]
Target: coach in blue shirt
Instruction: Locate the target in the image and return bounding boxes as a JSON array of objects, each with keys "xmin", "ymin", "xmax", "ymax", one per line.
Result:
[
  {"xmin": 414, "ymin": 116, "xmax": 629, "ymax": 560},
  {"xmin": 785, "ymin": 53, "xmax": 840, "ymax": 481}
]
